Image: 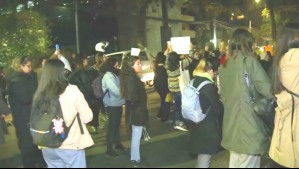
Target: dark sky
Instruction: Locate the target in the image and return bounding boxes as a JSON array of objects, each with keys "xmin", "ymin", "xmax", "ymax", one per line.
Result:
[{"xmin": 35, "ymin": 0, "xmax": 118, "ymax": 54}]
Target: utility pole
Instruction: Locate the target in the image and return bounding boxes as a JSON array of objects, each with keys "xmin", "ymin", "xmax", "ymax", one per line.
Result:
[
  {"xmin": 213, "ymin": 18, "xmax": 217, "ymax": 49},
  {"xmin": 75, "ymin": 0, "xmax": 80, "ymax": 53},
  {"xmin": 160, "ymin": 0, "xmax": 171, "ymax": 51}
]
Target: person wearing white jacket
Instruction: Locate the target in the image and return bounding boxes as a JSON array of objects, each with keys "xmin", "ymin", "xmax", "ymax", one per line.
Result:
[
  {"xmin": 31, "ymin": 59, "xmax": 94, "ymax": 168},
  {"xmin": 101, "ymin": 58, "xmax": 126, "ymax": 157}
]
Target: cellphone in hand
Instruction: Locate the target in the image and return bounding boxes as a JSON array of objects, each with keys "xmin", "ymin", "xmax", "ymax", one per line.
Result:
[{"xmin": 55, "ymin": 44, "xmax": 60, "ymax": 50}]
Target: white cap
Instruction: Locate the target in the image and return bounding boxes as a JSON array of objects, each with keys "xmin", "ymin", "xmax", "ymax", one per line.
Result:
[
  {"xmin": 59, "ymin": 56, "xmax": 72, "ymax": 72},
  {"xmin": 95, "ymin": 41, "xmax": 109, "ymax": 52}
]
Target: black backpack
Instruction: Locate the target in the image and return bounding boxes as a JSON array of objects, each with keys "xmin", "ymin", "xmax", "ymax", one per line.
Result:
[{"xmin": 29, "ymin": 97, "xmax": 82, "ymax": 148}]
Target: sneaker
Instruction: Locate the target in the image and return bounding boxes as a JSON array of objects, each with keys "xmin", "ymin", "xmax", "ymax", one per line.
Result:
[
  {"xmin": 105, "ymin": 151, "xmax": 119, "ymax": 158},
  {"xmin": 174, "ymin": 125, "xmax": 188, "ymax": 131},
  {"xmin": 115, "ymin": 144, "xmax": 130, "ymax": 151},
  {"xmin": 130, "ymin": 160, "xmax": 149, "ymax": 168}
]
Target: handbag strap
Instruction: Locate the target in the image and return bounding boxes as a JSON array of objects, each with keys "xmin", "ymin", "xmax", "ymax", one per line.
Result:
[
  {"xmin": 291, "ymin": 95, "xmax": 295, "ymax": 141},
  {"xmin": 243, "ymin": 57, "xmax": 254, "ymax": 102},
  {"xmin": 284, "ymin": 87, "xmax": 299, "ymax": 98},
  {"xmin": 66, "ymin": 114, "xmax": 84, "ymax": 135},
  {"xmin": 76, "ymin": 114, "xmax": 84, "ymax": 134},
  {"xmin": 284, "ymin": 87, "xmax": 298, "ymax": 142}
]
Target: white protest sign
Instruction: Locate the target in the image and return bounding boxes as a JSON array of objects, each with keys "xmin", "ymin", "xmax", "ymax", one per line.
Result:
[
  {"xmin": 131, "ymin": 48, "xmax": 141, "ymax": 56},
  {"xmin": 170, "ymin": 36, "xmax": 190, "ymax": 54}
]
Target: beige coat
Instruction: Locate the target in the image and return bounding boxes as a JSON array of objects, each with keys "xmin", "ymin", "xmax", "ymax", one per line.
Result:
[
  {"xmin": 269, "ymin": 48, "xmax": 299, "ymax": 168},
  {"xmin": 58, "ymin": 85, "xmax": 94, "ymax": 150}
]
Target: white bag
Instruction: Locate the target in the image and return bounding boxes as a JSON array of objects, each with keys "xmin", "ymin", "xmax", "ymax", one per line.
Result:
[
  {"xmin": 179, "ymin": 61, "xmax": 190, "ymax": 92},
  {"xmin": 181, "ymin": 80, "xmax": 212, "ymax": 123}
]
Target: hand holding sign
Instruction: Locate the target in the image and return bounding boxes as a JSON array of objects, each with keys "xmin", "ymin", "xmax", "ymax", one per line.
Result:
[{"xmin": 170, "ymin": 36, "xmax": 191, "ymax": 54}]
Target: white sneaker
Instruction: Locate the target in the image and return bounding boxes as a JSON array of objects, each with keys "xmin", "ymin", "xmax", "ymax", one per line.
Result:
[{"xmin": 174, "ymin": 125, "xmax": 188, "ymax": 131}]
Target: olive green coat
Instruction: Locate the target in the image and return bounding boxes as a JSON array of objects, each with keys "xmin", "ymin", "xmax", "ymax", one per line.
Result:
[{"xmin": 219, "ymin": 55, "xmax": 273, "ymax": 154}]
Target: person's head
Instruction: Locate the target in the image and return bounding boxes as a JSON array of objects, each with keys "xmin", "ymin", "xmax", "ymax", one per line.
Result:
[
  {"xmin": 100, "ymin": 57, "xmax": 120, "ymax": 75},
  {"xmin": 205, "ymin": 45, "xmax": 209, "ymax": 51},
  {"xmin": 33, "ymin": 59, "xmax": 69, "ymax": 101},
  {"xmin": 193, "ymin": 57, "xmax": 220, "ymax": 78},
  {"xmin": 87, "ymin": 55, "xmax": 96, "ymax": 67},
  {"xmin": 167, "ymin": 52, "xmax": 180, "ymax": 71},
  {"xmin": 155, "ymin": 52, "xmax": 166, "ymax": 65},
  {"xmin": 120, "ymin": 55, "xmax": 141, "ymax": 98},
  {"xmin": 95, "ymin": 53, "xmax": 107, "ymax": 69},
  {"xmin": 228, "ymin": 29, "xmax": 255, "ymax": 59},
  {"xmin": 272, "ymin": 22, "xmax": 299, "ymax": 94},
  {"xmin": 75, "ymin": 53, "xmax": 88, "ymax": 68},
  {"xmin": 20, "ymin": 56, "xmax": 32, "ymax": 73},
  {"xmin": 32, "ymin": 56, "xmax": 48, "ymax": 70}
]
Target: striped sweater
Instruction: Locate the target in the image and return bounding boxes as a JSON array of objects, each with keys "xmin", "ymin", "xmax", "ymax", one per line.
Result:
[{"xmin": 166, "ymin": 57, "xmax": 192, "ymax": 93}]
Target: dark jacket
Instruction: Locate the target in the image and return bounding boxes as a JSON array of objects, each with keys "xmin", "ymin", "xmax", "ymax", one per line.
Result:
[
  {"xmin": 69, "ymin": 67, "xmax": 98, "ymax": 102},
  {"xmin": 8, "ymin": 72, "xmax": 37, "ymax": 124},
  {"xmin": 0, "ymin": 89, "xmax": 10, "ymax": 144},
  {"xmin": 125, "ymin": 72, "xmax": 148, "ymax": 126},
  {"xmin": 7, "ymin": 71, "xmax": 38, "ymax": 152},
  {"xmin": 187, "ymin": 76, "xmax": 224, "ymax": 155},
  {"xmin": 154, "ymin": 65, "xmax": 169, "ymax": 94}
]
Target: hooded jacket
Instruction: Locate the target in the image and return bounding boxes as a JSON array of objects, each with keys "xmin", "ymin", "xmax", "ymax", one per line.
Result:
[
  {"xmin": 219, "ymin": 55, "xmax": 273, "ymax": 154},
  {"xmin": 269, "ymin": 48, "xmax": 299, "ymax": 168}
]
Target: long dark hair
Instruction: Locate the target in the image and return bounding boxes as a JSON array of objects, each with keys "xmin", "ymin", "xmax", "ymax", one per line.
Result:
[
  {"xmin": 224, "ymin": 29, "xmax": 255, "ymax": 67},
  {"xmin": 272, "ymin": 22, "xmax": 299, "ymax": 94},
  {"xmin": 120, "ymin": 55, "xmax": 140, "ymax": 98},
  {"xmin": 154, "ymin": 52, "xmax": 166, "ymax": 71},
  {"xmin": 33, "ymin": 59, "xmax": 69, "ymax": 103},
  {"xmin": 99, "ymin": 57, "xmax": 120, "ymax": 75},
  {"xmin": 167, "ymin": 52, "xmax": 180, "ymax": 71}
]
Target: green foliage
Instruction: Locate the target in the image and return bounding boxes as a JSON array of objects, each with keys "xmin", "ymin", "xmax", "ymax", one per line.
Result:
[{"xmin": 0, "ymin": 10, "xmax": 52, "ymax": 66}]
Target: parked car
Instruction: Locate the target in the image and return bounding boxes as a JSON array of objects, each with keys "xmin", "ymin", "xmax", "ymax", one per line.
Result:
[{"xmin": 105, "ymin": 50, "xmax": 154, "ymax": 86}]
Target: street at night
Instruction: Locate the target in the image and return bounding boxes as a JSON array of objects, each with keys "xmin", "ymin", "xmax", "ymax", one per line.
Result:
[
  {"xmin": 0, "ymin": 87, "xmax": 281, "ymax": 168},
  {"xmin": 1, "ymin": 0, "xmax": 299, "ymax": 168}
]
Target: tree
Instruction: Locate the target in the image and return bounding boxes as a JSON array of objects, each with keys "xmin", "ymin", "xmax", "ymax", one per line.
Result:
[
  {"xmin": 183, "ymin": 0, "xmax": 241, "ymax": 48},
  {"xmin": 265, "ymin": 0, "xmax": 277, "ymax": 41},
  {"xmin": 0, "ymin": 10, "xmax": 52, "ymax": 66}
]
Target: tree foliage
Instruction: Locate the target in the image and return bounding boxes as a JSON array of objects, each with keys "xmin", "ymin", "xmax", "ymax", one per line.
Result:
[{"xmin": 0, "ymin": 10, "xmax": 52, "ymax": 66}]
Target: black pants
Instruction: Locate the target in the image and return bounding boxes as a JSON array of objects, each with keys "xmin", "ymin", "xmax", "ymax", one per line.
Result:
[
  {"xmin": 156, "ymin": 90, "xmax": 171, "ymax": 122},
  {"xmin": 106, "ymin": 106, "xmax": 122, "ymax": 152},
  {"xmin": 13, "ymin": 115, "xmax": 46, "ymax": 168},
  {"xmin": 88, "ymin": 99, "xmax": 100, "ymax": 128}
]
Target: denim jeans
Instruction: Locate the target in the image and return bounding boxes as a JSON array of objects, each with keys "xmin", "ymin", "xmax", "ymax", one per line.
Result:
[
  {"xmin": 172, "ymin": 92, "xmax": 184, "ymax": 124},
  {"xmin": 130, "ymin": 125, "xmax": 143, "ymax": 161},
  {"xmin": 42, "ymin": 149, "xmax": 86, "ymax": 168}
]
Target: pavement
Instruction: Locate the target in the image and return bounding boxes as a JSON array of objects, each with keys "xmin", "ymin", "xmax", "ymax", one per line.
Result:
[{"xmin": 0, "ymin": 87, "xmax": 282, "ymax": 168}]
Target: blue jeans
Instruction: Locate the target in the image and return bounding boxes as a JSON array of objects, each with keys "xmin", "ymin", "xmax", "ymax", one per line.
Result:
[
  {"xmin": 42, "ymin": 149, "xmax": 86, "ymax": 168},
  {"xmin": 130, "ymin": 125, "xmax": 143, "ymax": 161},
  {"xmin": 172, "ymin": 92, "xmax": 184, "ymax": 124}
]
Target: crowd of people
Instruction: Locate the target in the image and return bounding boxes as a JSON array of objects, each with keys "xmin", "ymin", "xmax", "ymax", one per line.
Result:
[{"xmin": 0, "ymin": 22, "xmax": 298, "ymax": 168}]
